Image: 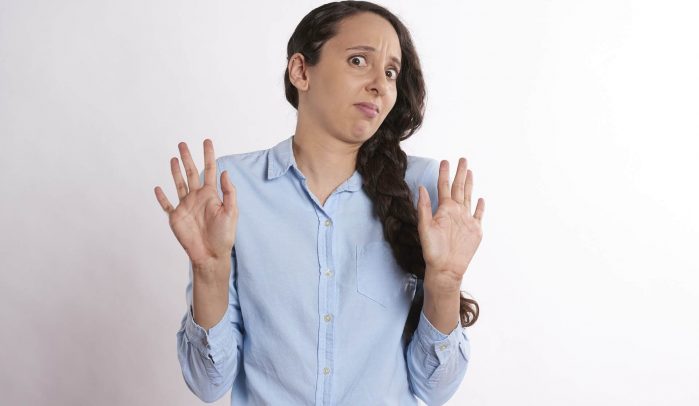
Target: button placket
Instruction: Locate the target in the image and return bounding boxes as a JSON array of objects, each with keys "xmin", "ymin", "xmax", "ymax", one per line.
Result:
[{"xmin": 316, "ymin": 212, "xmax": 336, "ymax": 400}]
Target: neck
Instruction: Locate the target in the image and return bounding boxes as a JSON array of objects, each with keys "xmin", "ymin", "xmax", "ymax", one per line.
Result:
[{"xmin": 291, "ymin": 131, "xmax": 359, "ymax": 191}]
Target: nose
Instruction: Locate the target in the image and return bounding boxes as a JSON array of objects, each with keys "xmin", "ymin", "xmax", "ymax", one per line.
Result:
[{"xmin": 367, "ymin": 65, "xmax": 389, "ymax": 96}]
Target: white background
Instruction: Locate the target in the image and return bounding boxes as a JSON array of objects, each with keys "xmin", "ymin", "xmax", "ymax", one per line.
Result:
[{"xmin": 1, "ymin": 0, "xmax": 697, "ymax": 405}]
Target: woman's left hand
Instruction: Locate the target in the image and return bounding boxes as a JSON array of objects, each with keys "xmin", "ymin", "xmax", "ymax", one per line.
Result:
[{"xmin": 417, "ymin": 158, "xmax": 485, "ymax": 291}]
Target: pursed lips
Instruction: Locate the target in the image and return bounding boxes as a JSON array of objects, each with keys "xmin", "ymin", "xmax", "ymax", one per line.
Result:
[
  {"xmin": 354, "ymin": 102, "xmax": 379, "ymax": 113},
  {"xmin": 354, "ymin": 102, "xmax": 379, "ymax": 118}
]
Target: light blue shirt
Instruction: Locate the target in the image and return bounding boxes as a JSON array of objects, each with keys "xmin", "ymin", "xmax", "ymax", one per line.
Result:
[{"xmin": 176, "ymin": 135, "xmax": 470, "ymax": 405}]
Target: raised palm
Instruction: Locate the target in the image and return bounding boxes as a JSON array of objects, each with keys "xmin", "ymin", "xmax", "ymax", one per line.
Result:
[{"xmin": 154, "ymin": 139, "xmax": 238, "ymax": 268}]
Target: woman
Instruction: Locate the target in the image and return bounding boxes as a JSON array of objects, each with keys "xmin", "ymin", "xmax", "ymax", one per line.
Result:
[{"xmin": 154, "ymin": 1, "xmax": 485, "ymax": 404}]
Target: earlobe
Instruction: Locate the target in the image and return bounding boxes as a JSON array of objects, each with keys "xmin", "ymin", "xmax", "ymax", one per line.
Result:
[{"xmin": 288, "ymin": 53, "xmax": 309, "ymax": 92}]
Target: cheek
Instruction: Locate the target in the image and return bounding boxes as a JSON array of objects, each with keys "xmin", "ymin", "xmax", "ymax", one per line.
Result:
[
  {"xmin": 321, "ymin": 80, "xmax": 348, "ymax": 107},
  {"xmin": 385, "ymin": 91, "xmax": 398, "ymax": 113},
  {"xmin": 309, "ymin": 84, "xmax": 340, "ymax": 114}
]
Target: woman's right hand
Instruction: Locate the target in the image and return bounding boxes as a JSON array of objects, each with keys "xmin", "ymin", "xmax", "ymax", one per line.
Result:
[{"xmin": 154, "ymin": 139, "xmax": 238, "ymax": 271}]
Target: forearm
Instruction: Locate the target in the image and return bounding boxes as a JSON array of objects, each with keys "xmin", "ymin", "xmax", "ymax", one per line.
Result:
[
  {"xmin": 177, "ymin": 256, "xmax": 243, "ymax": 403},
  {"xmin": 192, "ymin": 258, "xmax": 231, "ymax": 330},
  {"xmin": 422, "ymin": 268, "xmax": 462, "ymax": 334}
]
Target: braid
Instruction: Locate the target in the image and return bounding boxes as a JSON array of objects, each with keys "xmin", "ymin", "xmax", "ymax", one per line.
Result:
[{"xmin": 357, "ymin": 127, "xmax": 479, "ymax": 347}]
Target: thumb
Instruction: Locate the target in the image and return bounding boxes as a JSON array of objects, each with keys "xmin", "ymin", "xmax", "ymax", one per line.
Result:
[
  {"xmin": 220, "ymin": 170, "xmax": 237, "ymax": 215},
  {"xmin": 417, "ymin": 185, "xmax": 432, "ymax": 232}
]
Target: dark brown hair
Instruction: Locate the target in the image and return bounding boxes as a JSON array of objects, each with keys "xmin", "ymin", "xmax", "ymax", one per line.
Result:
[{"xmin": 283, "ymin": 1, "xmax": 478, "ymax": 345}]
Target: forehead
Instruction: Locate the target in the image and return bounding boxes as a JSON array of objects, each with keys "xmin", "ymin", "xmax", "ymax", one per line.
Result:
[{"xmin": 329, "ymin": 12, "xmax": 401, "ymax": 55}]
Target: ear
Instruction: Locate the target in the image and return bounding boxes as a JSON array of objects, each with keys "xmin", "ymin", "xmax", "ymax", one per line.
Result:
[{"xmin": 288, "ymin": 52, "xmax": 310, "ymax": 92}]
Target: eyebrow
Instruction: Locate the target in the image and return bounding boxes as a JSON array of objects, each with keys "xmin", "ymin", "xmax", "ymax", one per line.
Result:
[{"xmin": 345, "ymin": 45, "xmax": 401, "ymax": 68}]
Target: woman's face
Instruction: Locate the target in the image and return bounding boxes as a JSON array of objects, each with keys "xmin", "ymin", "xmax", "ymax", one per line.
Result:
[{"xmin": 295, "ymin": 12, "xmax": 402, "ymax": 143}]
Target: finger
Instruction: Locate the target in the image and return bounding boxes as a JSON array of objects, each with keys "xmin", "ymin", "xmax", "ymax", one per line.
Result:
[
  {"xmin": 437, "ymin": 160, "xmax": 451, "ymax": 205},
  {"xmin": 220, "ymin": 170, "xmax": 237, "ymax": 215},
  {"xmin": 178, "ymin": 142, "xmax": 201, "ymax": 190},
  {"xmin": 451, "ymin": 157, "xmax": 467, "ymax": 205},
  {"xmin": 170, "ymin": 157, "xmax": 188, "ymax": 200},
  {"xmin": 203, "ymin": 139, "xmax": 216, "ymax": 186},
  {"xmin": 154, "ymin": 186, "xmax": 175, "ymax": 214},
  {"xmin": 465, "ymin": 168, "xmax": 473, "ymax": 214},
  {"xmin": 417, "ymin": 185, "xmax": 433, "ymax": 232},
  {"xmin": 473, "ymin": 197, "xmax": 485, "ymax": 221}
]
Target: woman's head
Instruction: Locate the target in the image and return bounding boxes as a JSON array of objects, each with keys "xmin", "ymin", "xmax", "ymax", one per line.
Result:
[
  {"xmin": 284, "ymin": 1, "xmax": 479, "ymax": 343},
  {"xmin": 284, "ymin": 1, "xmax": 425, "ymax": 145}
]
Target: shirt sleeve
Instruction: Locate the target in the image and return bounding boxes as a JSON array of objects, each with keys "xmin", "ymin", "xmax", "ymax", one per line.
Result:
[
  {"xmin": 406, "ymin": 158, "xmax": 471, "ymax": 405},
  {"xmin": 405, "ymin": 284, "xmax": 470, "ymax": 405},
  {"xmin": 175, "ymin": 162, "xmax": 245, "ymax": 403}
]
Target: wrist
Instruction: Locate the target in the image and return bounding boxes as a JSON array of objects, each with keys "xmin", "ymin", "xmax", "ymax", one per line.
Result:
[
  {"xmin": 424, "ymin": 267, "xmax": 462, "ymax": 295},
  {"xmin": 192, "ymin": 257, "xmax": 230, "ymax": 286}
]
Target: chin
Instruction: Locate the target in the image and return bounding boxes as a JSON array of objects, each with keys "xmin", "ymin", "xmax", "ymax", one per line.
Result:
[
  {"xmin": 349, "ymin": 130, "xmax": 376, "ymax": 144},
  {"xmin": 349, "ymin": 123, "xmax": 377, "ymax": 140}
]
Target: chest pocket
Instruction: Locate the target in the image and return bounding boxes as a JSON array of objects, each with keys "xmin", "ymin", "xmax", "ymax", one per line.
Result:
[{"xmin": 356, "ymin": 240, "xmax": 417, "ymax": 308}]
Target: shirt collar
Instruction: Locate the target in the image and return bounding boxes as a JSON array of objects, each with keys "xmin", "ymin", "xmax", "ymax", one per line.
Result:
[{"xmin": 267, "ymin": 135, "xmax": 362, "ymax": 193}]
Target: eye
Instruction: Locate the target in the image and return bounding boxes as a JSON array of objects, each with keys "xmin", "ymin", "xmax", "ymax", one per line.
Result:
[
  {"xmin": 349, "ymin": 55, "xmax": 367, "ymax": 66},
  {"xmin": 386, "ymin": 68, "xmax": 399, "ymax": 80}
]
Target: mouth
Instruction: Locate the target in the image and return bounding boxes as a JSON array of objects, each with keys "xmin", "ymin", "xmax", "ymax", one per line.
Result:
[{"xmin": 354, "ymin": 103, "xmax": 379, "ymax": 118}]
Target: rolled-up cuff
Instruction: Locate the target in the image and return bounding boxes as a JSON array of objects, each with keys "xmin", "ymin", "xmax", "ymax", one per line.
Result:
[
  {"xmin": 183, "ymin": 305, "xmax": 235, "ymax": 364},
  {"xmin": 416, "ymin": 309, "xmax": 464, "ymax": 364}
]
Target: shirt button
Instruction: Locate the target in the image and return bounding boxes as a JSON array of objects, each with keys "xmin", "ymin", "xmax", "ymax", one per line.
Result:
[
  {"xmin": 324, "ymin": 219, "xmax": 332, "ymax": 227},
  {"xmin": 324, "ymin": 314, "xmax": 333, "ymax": 322},
  {"xmin": 439, "ymin": 344, "xmax": 447, "ymax": 351},
  {"xmin": 323, "ymin": 367, "xmax": 331, "ymax": 375},
  {"xmin": 324, "ymin": 269, "xmax": 333, "ymax": 277}
]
